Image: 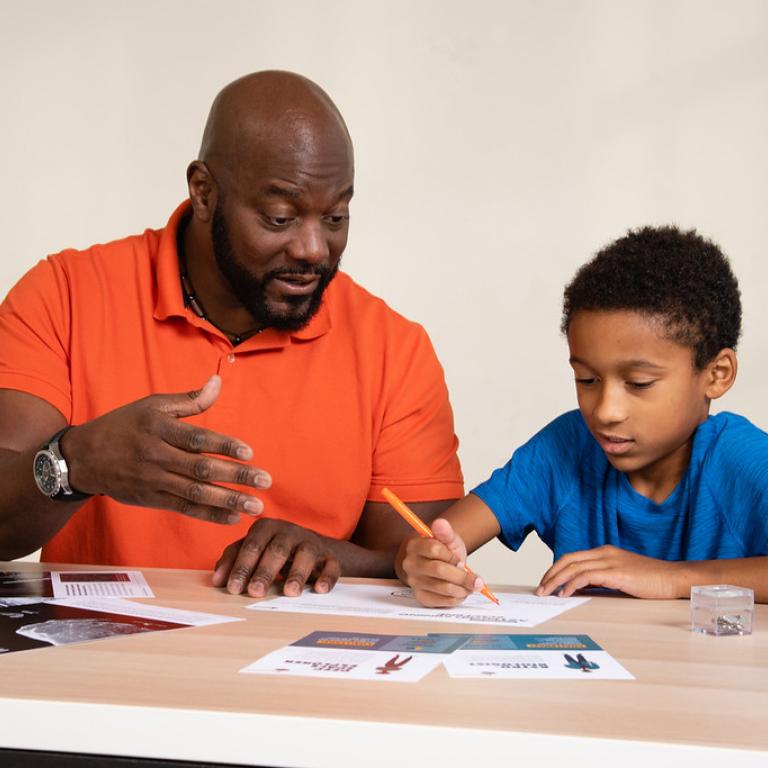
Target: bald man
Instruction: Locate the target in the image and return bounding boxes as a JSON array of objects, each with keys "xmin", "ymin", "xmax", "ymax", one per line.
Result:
[{"xmin": 0, "ymin": 72, "xmax": 463, "ymax": 596}]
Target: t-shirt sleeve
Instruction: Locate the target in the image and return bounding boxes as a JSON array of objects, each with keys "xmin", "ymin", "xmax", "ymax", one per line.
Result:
[
  {"xmin": 471, "ymin": 411, "xmax": 587, "ymax": 551},
  {"xmin": 705, "ymin": 414, "xmax": 768, "ymax": 555},
  {"xmin": 368, "ymin": 325, "xmax": 464, "ymax": 502},
  {"xmin": 0, "ymin": 256, "xmax": 73, "ymax": 419}
]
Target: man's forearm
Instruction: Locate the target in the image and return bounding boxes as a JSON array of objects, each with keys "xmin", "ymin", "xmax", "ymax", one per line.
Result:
[
  {"xmin": 0, "ymin": 448, "xmax": 82, "ymax": 560},
  {"xmin": 676, "ymin": 557, "xmax": 768, "ymax": 604}
]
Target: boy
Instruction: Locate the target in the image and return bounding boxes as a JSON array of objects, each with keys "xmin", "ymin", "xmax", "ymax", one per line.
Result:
[{"xmin": 397, "ymin": 226, "xmax": 768, "ymax": 605}]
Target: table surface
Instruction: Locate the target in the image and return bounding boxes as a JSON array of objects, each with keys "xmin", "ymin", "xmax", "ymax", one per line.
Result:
[{"xmin": 0, "ymin": 561, "xmax": 766, "ymax": 767}]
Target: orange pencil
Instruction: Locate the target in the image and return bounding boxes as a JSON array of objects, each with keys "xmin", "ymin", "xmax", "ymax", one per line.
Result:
[{"xmin": 381, "ymin": 487, "xmax": 500, "ymax": 606}]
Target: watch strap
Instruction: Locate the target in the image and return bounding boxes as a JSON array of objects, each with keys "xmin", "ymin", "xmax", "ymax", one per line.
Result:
[{"xmin": 44, "ymin": 427, "xmax": 92, "ymax": 502}]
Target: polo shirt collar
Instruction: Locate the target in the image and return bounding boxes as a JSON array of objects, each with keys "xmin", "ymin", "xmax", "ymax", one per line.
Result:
[{"xmin": 153, "ymin": 201, "xmax": 332, "ymax": 345}]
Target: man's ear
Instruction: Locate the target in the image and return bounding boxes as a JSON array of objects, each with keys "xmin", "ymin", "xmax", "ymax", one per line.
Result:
[
  {"xmin": 704, "ymin": 348, "xmax": 738, "ymax": 400},
  {"xmin": 186, "ymin": 161, "xmax": 217, "ymax": 223}
]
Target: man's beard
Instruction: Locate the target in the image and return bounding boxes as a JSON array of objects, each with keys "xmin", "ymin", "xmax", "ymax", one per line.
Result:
[{"xmin": 211, "ymin": 206, "xmax": 339, "ymax": 332}]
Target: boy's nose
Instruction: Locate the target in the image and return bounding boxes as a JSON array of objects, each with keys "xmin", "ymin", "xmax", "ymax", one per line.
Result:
[{"xmin": 592, "ymin": 385, "xmax": 627, "ymax": 426}]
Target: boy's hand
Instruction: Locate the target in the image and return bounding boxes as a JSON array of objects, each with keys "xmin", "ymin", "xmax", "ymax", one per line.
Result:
[
  {"xmin": 399, "ymin": 518, "xmax": 481, "ymax": 607},
  {"xmin": 536, "ymin": 544, "xmax": 685, "ymax": 599}
]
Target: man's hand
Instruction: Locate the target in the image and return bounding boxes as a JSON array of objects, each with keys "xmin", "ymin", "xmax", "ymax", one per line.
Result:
[
  {"xmin": 63, "ymin": 375, "xmax": 271, "ymax": 524},
  {"xmin": 399, "ymin": 518, "xmax": 480, "ymax": 607},
  {"xmin": 212, "ymin": 518, "xmax": 342, "ymax": 597},
  {"xmin": 535, "ymin": 545, "xmax": 685, "ymax": 599}
]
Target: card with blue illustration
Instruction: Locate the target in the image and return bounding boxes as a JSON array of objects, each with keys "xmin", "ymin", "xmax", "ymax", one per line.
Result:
[{"xmin": 436, "ymin": 633, "xmax": 634, "ymax": 679}]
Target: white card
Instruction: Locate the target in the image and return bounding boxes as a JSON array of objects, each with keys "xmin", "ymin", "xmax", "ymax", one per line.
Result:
[
  {"xmin": 241, "ymin": 630, "xmax": 470, "ymax": 683},
  {"xmin": 50, "ymin": 571, "xmax": 154, "ymax": 598},
  {"xmin": 442, "ymin": 634, "xmax": 634, "ymax": 680}
]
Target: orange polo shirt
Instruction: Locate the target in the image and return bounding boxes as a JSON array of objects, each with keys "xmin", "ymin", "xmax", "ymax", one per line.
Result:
[{"xmin": 0, "ymin": 203, "xmax": 463, "ymax": 568}]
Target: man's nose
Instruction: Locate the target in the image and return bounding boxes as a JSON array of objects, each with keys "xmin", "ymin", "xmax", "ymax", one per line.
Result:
[
  {"xmin": 592, "ymin": 383, "xmax": 627, "ymax": 425},
  {"xmin": 289, "ymin": 220, "xmax": 329, "ymax": 265}
]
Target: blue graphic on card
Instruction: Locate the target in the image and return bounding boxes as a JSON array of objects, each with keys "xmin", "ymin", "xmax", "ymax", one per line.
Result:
[{"xmin": 428, "ymin": 633, "xmax": 602, "ymax": 651}]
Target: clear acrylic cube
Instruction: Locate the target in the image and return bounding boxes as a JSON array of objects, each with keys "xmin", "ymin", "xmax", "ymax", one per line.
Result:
[{"xmin": 691, "ymin": 584, "xmax": 754, "ymax": 636}]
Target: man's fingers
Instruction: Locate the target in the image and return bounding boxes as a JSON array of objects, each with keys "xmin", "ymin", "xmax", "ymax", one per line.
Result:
[
  {"xmin": 160, "ymin": 447, "xmax": 271, "ymax": 491},
  {"xmin": 246, "ymin": 534, "xmax": 293, "ymax": 598},
  {"xmin": 157, "ymin": 374, "xmax": 223, "ymax": 419},
  {"xmin": 153, "ymin": 492, "xmax": 240, "ymax": 526},
  {"xmin": 162, "ymin": 473, "xmax": 265, "ymax": 519},
  {"xmin": 212, "ymin": 540, "xmax": 241, "ymax": 587},
  {"xmin": 282, "ymin": 543, "xmax": 321, "ymax": 596},
  {"xmin": 161, "ymin": 420, "xmax": 257, "ymax": 464},
  {"xmin": 312, "ymin": 557, "xmax": 341, "ymax": 594},
  {"xmin": 223, "ymin": 534, "xmax": 270, "ymax": 595}
]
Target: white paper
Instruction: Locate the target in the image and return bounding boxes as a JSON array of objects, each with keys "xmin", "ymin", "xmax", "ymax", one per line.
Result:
[
  {"xmin": 247, "ymin": 583, "xmax": 588, "ymax": 627},
  {"xmin": 53, "ymin": 597, "xmax": 243, "ymax": 626},
  {"xmin": 50, "ymin": 571, "xmax": 154, "ymax": 599}
]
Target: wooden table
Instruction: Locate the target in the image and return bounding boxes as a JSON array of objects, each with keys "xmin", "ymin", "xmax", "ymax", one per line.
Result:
[{"xmin": 0, "ymin": 561, "xmax": 765, "ymax": 767}]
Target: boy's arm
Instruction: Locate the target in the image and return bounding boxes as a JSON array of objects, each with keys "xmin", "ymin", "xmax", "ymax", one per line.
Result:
[
  {"xmin": 394, "ymin": 494, "xmax": 501, "ymax": 607},
  {"xmin": 536, "ymin": 546, "xmax": 768, "ymax": 604}
]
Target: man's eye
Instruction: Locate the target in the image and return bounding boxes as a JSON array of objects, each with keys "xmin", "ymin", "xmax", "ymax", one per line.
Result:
[
  {"xmin": 262, "ymin": 214, "xmax": 293, "ymax": 228},
  {"xmin": 324, "ymin": 214, "xmax": 349, "ymax": 227},
  {"xmin": 628, "ymin": 380, "xmax": 655, "ymax": 389}
]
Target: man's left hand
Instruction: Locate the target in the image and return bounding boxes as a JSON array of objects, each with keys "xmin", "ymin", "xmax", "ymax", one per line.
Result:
[
  {"xmin": 212, "ymin": 519, "xmax": 341, "ymax": 597},
  {"xmin": 535, "ymin": 544, "xmax": 684, "ymax": 599}
]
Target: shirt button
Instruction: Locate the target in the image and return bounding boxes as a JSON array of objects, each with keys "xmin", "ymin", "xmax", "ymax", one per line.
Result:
[{"xmin": 227, "ymin": 353, "xmax": 236, "ymax": 363}]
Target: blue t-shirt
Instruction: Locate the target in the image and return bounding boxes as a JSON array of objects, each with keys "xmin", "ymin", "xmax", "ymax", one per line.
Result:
[{"xmin": 472, "ymin": 410, "xmax": 768, "ymax": 562}]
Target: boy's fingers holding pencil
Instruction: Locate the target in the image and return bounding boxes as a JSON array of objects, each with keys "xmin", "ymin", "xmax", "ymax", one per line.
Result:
[{"xmin": 430, "ymin": 518, "xmax": 468, "ymax": 565}]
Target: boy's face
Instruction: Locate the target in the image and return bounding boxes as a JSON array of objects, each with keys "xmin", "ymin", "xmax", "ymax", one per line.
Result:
[{"xmin": 567, "ymin": 309, "xmax": 715, "ymax": 494}]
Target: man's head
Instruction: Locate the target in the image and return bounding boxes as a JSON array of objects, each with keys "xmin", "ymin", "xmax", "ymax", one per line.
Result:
[
  {"xmin": 187, "ymin": 71, "xmax": 354, "ymax": 331},
  {"xmin": 561, "ymin": 226, "xmax": 741, "ymax": 489}
]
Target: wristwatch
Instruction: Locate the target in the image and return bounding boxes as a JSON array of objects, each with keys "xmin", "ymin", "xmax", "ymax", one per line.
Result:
[{"xmin": 33, "ymin": 427, "xmax": 91, "ymax": 501}]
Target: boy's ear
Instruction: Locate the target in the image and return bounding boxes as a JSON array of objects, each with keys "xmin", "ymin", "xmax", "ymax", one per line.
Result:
[{"xmin": 704, "ymin": 348, "xmax": 737, "ymax": 400}]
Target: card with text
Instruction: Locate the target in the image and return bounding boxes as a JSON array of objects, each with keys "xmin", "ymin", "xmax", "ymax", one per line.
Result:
[
  {"xmin": 439, "ymin": 634, "xmax": 634, "ymax": 680},
  {"xmin": 241, "ymin": 630, "xmax": 471, "ymax": 683}
]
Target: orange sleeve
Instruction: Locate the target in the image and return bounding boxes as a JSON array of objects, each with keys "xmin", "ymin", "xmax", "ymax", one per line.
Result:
[
  {"xmin": 0, "ymin": 256, "xmax": 73, "ymax": 419},
  {"xmin": 368, "ymin": 324, "xmax": 464, "ymax": 503}
]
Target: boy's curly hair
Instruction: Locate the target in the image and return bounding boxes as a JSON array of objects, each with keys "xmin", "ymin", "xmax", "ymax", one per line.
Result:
[{"xmin": 561, "ymin": 226, "xmax": 742, "ymax": 369}]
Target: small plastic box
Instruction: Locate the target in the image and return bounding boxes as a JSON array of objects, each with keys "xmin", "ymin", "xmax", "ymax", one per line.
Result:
[{"xmin": 691, "ymin": 585, "xmax": 754, "ymax": 636}]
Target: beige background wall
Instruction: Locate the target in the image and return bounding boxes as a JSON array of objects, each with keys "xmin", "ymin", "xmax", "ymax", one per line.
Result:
[{"xmin": 2, "ymin": 0, "xmax": 767, "ymax": 584}]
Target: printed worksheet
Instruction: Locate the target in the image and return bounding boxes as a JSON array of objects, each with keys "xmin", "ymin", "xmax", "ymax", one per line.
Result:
[
  {"xmin": 0, "ymin": 570, "xmax": 155, "ymax": 599},
  {"xmin": 0, "ymin": 597, "xmax": 242, "ymax": 656},
  {"xmin": 247, "ymin": 583, "xmax": 588, "ymax": 627},
  {"xmin": 441, "ymin": 634, "xmax": 634, "ymax": 680},
  {"xmin": 241, "ymin": 630, "xmax": 471, "ymax": 683}
]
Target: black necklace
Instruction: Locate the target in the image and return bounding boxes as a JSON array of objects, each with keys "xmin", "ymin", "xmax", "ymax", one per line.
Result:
[{"xmin": 179, "ymin": 256, "xmax": 261, "ymax": 346}]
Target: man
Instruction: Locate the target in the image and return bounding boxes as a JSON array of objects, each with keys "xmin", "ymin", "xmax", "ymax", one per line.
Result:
[{"xmin": 0, "ymin": 71, "xmax": 463, "ymax": 597}]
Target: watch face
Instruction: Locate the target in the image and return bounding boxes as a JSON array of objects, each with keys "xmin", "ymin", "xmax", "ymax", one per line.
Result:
[{"xmin": 34, "ymin": 451, "xmax": 61, "ymax": 496}]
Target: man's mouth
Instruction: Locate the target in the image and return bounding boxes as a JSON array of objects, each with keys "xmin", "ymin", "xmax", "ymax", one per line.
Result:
[
  {"xmin": 595, "ymin": 432, "xmax": 635, "ymax": 455},
  {"xmin": 270, "ymin": 274, "xmax": 320, "ymax": 296}
]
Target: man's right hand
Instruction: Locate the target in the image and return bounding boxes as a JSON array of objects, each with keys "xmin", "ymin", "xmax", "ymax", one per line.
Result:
[
  {"xmin": 62, "ymin": 375, "xmax": 271, "ymax": 524},
  {"xmin": 399, "ymin": 518, "xmax": 479, "ymax": 607}
]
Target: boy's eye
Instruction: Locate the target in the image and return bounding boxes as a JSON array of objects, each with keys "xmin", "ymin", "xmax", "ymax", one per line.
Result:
[
  {"xmin": 575, "ymin": 377, "xmax": 596, "ymax": 386},
  {"xmin": 627, "ymin": 380, "xmax": 655, "ymax": 390}
]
